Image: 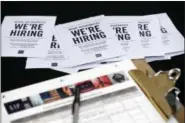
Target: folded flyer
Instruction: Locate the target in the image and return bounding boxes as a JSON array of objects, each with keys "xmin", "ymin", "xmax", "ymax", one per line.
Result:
[
  {"xmin": 2, "ymin": 16, "xmax": 56, "ymax": 57},
  {"xmin": 98, "ymin": 15, "xmax": 165, "ymax": 63},
  {"xmin": 55, "ymin": 15, "xmax": 124, "ymax": 67},
  {"xmin": 26, "ymin": 33, "xmax": 71, "ymax": 69},
  {"xmin": 137, "ymin": 15, "xmax": 165, "ymax": 57},
  {"xmin": 154, "ymin": 13, "xmax": 184, "ymax": 55},
  {"xmin": 103, "ymin": 16, "xmax": 144, "ymax": 61}
]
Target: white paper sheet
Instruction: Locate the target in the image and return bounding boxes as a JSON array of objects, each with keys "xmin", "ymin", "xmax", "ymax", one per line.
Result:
[
  {"xmin": 26, "ymin": 34, "xmax": 71, "ymax": 69},
  {"xmin": 138, "ymin": 15, "xmax": 164, "ymax": 57},
  {"xmin": 103, "ymin": 16, "xmax": 144, "ymax": 59},
  {"xmin": 154, "ymin": 13, "xmax": 184, "ymax": 55},
  {"xmin": 109, "ymin": 15, "xmax": 164, "ymax": 58},
  {"xmin": 53, "ymin": 60, "xmax": 119, "ymax": 74},
  {"xmin": 145, "ymin": 51, "xmax": 184, "ymax": 63},
  {"xmin": 51, "ymin": 62, "xmax": 101, "ymax": 73},
  {"xmin": 55, "ymin": 15, "xmax": 123, "ymax": 67},
  {"xmin": 166, "ymin": 51, "xmax": 184, "ymax": 59},
  {"xmin": 145, "ymin": 56, "xmax": 171, "ymax": 62},
  {"xmin": 1, "ymin": 16, "xmax": 56, "ymax": 57},
  {"xmin": 51, "ymin": 67, "xmax": 79, "ymax": 73},
  {"xmin": 144, "ymin": 13, "xmax": 184, "ymax": 62},
  {"xmin": 53, "ymin": 58, "xmax": 118, "ymax": 73},
  {"xmin": 99, "ymin": 15, "xmax": 164, "ymax": 62}
]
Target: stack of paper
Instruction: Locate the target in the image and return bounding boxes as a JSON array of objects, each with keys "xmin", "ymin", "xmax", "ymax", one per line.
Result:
[{"xmin": 1, "ymin": 13, "xmax": 184, "ymax": 73}]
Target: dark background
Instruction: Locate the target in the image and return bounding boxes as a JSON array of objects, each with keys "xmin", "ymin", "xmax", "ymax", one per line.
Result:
[{"xmin": 1, "ymin": 2, "xmax": 184, "ymax": 105}]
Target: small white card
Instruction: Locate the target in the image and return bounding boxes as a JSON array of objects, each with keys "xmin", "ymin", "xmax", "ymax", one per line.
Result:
[
  {"xmin": 55, "ymin": 15, "xmax": 123, "ymax": 67},
  {"xmin": 2, "ymin": 16, "xmax": 56, "ymax": 57}
]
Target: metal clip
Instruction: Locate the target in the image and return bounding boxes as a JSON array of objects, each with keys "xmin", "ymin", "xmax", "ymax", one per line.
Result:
[
  {"xmin": 168, "ymin": 68, "xmax": 181, "ymax": 83},
  {"xmin": 154, "ymin": 68, "xmax": 181, "ymax": 84},
  {"xmin": 165, "ymin": 87, "xmax": 181, "ymax": 114},
  {"xmin": 154, "ymin": 68, "xmax": 181, "ymax": 114}
]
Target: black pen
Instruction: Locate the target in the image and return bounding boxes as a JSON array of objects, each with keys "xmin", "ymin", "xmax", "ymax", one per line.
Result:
[{"xmin": 72, "ymin": 86, "xmax": 80, "ymax": 123}]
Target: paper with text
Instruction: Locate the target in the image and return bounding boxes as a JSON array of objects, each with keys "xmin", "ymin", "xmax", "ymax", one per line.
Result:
[
  {"xmin": 103, "ymin": 16, "xmax": 144, "ymax": 60},
  {"xmin": 99, "ymin": 15, "xmax": 164, "ymax": 62},
  {"xmin": 26, "ymin": 34, "xmax": 71, "ymax": 69},
  {"xmin": 55, "ymin": 15, "xmax": 123, "ymax": 67},
  {"xmin": 137, "ymin": 15, "xmax": 164, "ymax": 57},
  {"xmin": 12, "ymin": 87, "xmax": 166, "ymax": 123},
  {"xmin": 2, "ymin": 16, "xmax": 56, "ymax": 57},
  {"xmin": 154, "ymin": 13, "xmax": 184, "ymax": 55}
]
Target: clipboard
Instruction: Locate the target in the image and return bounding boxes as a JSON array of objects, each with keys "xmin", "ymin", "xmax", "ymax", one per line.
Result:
[
  {"xmin": 131, "ymin": 59, "xmax": 184, "ymax": 123},
  {"xmin": 2, "ymin": 59, "xmax": 184, "ymax": 123}
]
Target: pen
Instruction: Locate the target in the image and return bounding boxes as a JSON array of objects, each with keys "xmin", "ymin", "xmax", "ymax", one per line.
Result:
[{"xmin": 72, "ymin": 86, "xmax": 80, "ymax": 123}]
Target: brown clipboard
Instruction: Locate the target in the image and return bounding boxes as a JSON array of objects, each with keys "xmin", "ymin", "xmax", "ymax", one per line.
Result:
[{"xmin": 131, "ymin": 59, "xmax": 184, "ymax": 123}]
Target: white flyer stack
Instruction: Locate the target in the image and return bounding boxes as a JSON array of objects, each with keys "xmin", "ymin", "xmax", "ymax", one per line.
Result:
[{"xmin": 1, "ymin": 13, "xmax": 184, "ymax": 73}]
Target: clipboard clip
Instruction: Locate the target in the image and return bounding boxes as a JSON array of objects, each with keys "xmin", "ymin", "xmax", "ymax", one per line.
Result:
[
  {"xmin": 129, "ymin": 68, "xmax": 183, "ymax": 122},
  {"xmin": 154, "ymin": 68, "xmax": 181, "ymax": 114},
  {"xmin": 165, "ymin": 87, "xmax": 181, "ymax": 115},
  {"xmin": 154, "ymin": 68, "xmax": 181, "ymax": 84}
]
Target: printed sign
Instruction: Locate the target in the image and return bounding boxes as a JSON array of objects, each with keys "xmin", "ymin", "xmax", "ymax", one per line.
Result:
[
  {"xmin": 26, "ymin": 33, "xmax": 71, "ymax": 69},
  {"xmin": 2, "ymin": 16, "xmax": 56, "ymax": 57},
  {"xmin": 137, "ymin": 15, "xmax": 164, "ymax": 56},
  {"xmin": 155, "ymin": 13, "xmax": 184, "ymax": 54},
  {"xmin": 104, "ymin": 16, "xmax": 144, "ymax": 61},
  {"xmin": 55, "ymin": 15, "xmax": 123, "ymax": 67}
]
